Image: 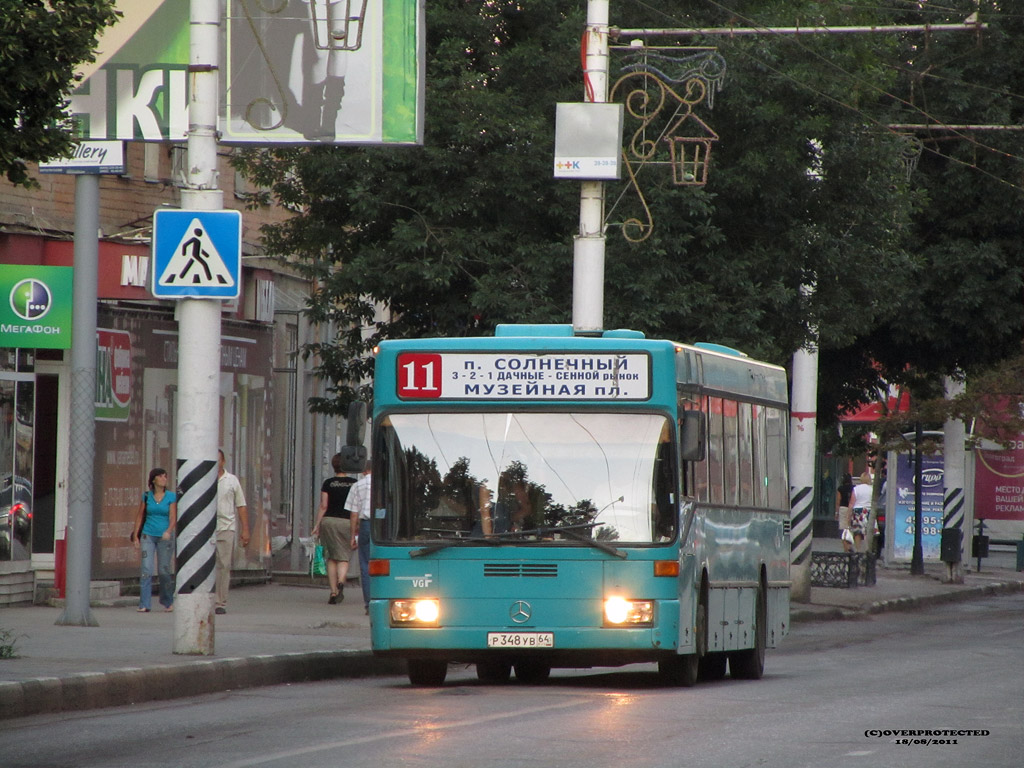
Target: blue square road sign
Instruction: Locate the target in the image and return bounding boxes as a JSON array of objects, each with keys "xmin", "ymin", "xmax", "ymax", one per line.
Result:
[{"xmin": 152, "ymin": 209, "xmax": 242, "ymax": 298}]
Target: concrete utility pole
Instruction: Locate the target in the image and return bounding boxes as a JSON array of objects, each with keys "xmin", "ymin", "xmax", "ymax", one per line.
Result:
[
  {"xmin": 572, "ymin": 0, "xmax": 610, "ymax": 334},
  {"xmin": 789, "ymin": 336, "xmax": 818, "ymax": 603},
  {"xmin": 173, "ymin": 0, "xmax": 223, "ymax": 655},
  {"xmin": 55, "ymin": 174, "xmax": 100, "ymax": 628}
]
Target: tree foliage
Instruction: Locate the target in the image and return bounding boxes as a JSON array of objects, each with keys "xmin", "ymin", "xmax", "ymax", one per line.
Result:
[
  {"xmin": 233, "ymin": 0, "xmax": 1024, "ymax": 420},
  {"xmin": 0, "ymin": 0, "xmax": 119, "ymax": 186}
]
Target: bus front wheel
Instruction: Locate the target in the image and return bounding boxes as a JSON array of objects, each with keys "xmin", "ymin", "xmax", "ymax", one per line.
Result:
[
  {"xmin": 408, "ymin": 659, "xmax": 448, "ymax": 686},
  {"xmin": 658, "ymin": 653, "xmax": 698, "ymax": 686}
]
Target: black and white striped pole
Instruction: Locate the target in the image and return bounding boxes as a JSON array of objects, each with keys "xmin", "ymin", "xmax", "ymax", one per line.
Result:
[
  {"xmin": 942, "ymin": 376, "xmax": 967, "ymax": 584},
  {"xmin": 789, "ymin": 336, "xmax": 818, "ymax": 603},
  {"xmin": 173, "ymin": 0, "xmax": 222, "ymax": 655}
]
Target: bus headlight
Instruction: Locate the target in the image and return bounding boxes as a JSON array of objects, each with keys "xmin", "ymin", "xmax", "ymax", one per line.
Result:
[
  {"xmin": 390, "ymin": 599, "xmax": 440, "ymax": 626},
  {"xmin": 604, "ymin": 597, "xmax": 654, "ymax": 626}
]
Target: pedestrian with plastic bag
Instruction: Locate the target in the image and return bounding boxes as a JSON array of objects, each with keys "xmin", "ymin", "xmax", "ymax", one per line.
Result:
[{"xmin": 311, "ymin": 452, "xmax": 357, "ymax": 603}]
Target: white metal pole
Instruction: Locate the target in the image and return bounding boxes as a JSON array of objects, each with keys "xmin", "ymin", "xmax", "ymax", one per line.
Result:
[
  {"xmin": 611, "ymin": 22, "xmax": 987, "ymax": 39},
  {"xmin": 573, "ymin": 0, "xmax": 610, "ymax": 334},
  {"xmin": 789, "ymin": 335, "xmax": 819, "ymax": 603},
  {"xmin": 173, "ymin": 0, "xmax": 223, "ymax": 655}
]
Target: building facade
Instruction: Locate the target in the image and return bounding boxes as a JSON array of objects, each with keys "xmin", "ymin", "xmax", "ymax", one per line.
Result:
[{"xmin": 0, "ymin": 142, "xmax": 337, "ymax": 603}]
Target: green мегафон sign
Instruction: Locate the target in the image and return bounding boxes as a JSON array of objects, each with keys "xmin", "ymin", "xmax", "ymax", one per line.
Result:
[{"xmin": 0, "ymin": 265, "xmax": 74, "ymax": 349}]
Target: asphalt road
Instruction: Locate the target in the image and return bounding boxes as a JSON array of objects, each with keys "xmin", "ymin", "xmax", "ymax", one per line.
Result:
[{"xmin": 2, "ymin": 593, "xmax": 1021, "ymax": 768}]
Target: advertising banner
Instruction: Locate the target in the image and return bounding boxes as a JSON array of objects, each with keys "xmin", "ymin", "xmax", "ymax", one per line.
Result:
[
  {"xmin": 891, "ymin": 451, "xmax": 944, "ymax": 562},
  {"xmin": 67, "ymin": 0, "xmax": 423, "ymax": 146},
  {"xmin": 0, "ymin": 266, "xmax": 74, "ymax": 350},
  {"xmin": 973, "ymin": 443, "xmax": 1024, "ymax": 521},
  {"xmin": 95, "ymin": 329, "xmax": 132, "ymax": 422}
]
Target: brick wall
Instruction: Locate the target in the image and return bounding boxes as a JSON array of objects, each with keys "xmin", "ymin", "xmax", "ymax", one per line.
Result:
[{"xmin": 1, "ymin": 143, "xmax": 291, "ymax": 255}]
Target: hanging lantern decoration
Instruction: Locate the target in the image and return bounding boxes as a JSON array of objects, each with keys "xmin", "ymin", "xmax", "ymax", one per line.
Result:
[{"xmin": 667, "ymin": 114, "xmax": 718, "ymax": 186}]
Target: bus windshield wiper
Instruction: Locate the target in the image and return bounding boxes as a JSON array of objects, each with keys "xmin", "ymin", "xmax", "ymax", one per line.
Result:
[
  {"xmin": 545, "ymin": 526, "xmax": 627, "ymax": 559},
  {"xmin": 410, "ymin": 536, "xmax": 501, "ymax": 557},
  {"xmin": 411, "ymin": 523, "xmax": 626, "ymax": 559},
  {"xmin": 499, "ymin": 522, "xmax": 628, "ymax": 559}
]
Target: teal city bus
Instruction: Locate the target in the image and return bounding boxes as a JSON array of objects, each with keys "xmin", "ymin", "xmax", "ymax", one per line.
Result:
[{"xmin": 366, "ymin": 324, "xmax": 790, "ymax": 686}]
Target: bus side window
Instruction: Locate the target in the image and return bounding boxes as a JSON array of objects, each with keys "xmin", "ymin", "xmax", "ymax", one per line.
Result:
[{"xmin": 707, "ymin": 397, "xmax": 725, "ymax": 505}]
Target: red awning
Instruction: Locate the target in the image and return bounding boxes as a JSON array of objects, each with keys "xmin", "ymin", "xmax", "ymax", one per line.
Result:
[{"xmin": 840, "ymin": 391, "xmax": 910, "ymax": 423}]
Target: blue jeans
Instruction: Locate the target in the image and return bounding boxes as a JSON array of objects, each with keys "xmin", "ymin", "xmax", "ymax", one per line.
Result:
[
  {"xmin": 358, "ymin": 519, "xmax": 371, "ymax": 609},
  {"xmin": 140, "ymin": 534, "xmax": 174, "ymax": 610}
]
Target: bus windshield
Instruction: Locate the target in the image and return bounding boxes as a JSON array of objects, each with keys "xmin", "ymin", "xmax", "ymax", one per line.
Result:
[{"xmin": 374, "ymin": 411, "xmax": 676, "ymax": 546}]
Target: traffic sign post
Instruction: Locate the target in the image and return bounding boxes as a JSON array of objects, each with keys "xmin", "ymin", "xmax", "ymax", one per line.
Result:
[{"xmin": 152, "ymin": 209, "xmax": 241, "ymax": 299}]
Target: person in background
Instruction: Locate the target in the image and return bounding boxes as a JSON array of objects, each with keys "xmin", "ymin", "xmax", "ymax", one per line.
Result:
[
  {"xmin": 837, "ymin": 473, "xmax": 854, "ymax": 552},
  {"xmin": 312, "ymin": 453, "xmax": 357, "ymax": 604},
  {"xmin": 130, "ymin": 468, "xmax": 177, "ymax": 613},
  {"xmin": 345, "ymin": 459, "xmax": 372, "ymax": 615},
  {"xmin": 215, "ymin": 449, "xmax": 250, "ymax": 615},
  {"xmin": 874, "ymin": 466, "xmax": 888, "ymax": 559},
  {"xmin": 850, "ymin": 469, "xmax": 874, "ymax": 554}
]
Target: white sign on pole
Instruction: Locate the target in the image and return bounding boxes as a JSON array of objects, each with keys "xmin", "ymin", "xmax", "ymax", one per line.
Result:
[{"xmin": 39, "ymin": 141, "xmax": 126, "ymax": 175}]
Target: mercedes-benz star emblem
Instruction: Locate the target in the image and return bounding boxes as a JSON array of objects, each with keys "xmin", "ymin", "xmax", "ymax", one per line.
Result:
[{"xmin": 510, "ymin": 600, "xmax": 532, "ymax": 624}]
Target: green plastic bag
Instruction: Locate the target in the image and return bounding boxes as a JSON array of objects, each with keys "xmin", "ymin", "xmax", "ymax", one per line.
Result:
[{"xmin": 311, "ymin": 544, "xmax": 327, "ymax": 577}]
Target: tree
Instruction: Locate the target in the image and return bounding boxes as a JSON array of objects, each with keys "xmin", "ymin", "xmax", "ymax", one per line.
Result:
[
  {"xmin": 234, "ymin": 1, "xmax": 1023, "ymax": 419},
  {"xmin": 0, "ymin": 1, "xmax": 119, "ymax": 186}
]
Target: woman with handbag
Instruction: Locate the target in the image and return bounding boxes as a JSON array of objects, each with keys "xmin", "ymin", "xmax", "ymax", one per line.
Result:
[
  {"xmin": 129, "ymin": 468, "xmax": 177, "ymax": 612},
  {"xmin": 311, "ymin": 453, "xmax": 357, "ymax": 604}
]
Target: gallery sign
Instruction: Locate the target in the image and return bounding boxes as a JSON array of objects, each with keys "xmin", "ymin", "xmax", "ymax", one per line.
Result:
[
  {"xmin": 0, "ymin": 266, "xmax": 74, "ymax": 349},
  {"xmin": 38, "ymin": 141, "xmax": 126, "ymax": 175}
]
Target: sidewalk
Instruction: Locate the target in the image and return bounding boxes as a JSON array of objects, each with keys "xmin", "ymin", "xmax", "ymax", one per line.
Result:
[{"xmin": 2, "ymin": 556, "xmax": 1022, "ymax": 720}]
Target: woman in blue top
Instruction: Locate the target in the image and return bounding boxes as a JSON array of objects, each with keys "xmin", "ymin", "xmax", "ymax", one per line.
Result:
[{"xmin": 130, "ymin": 468, "xmax": 178, "ymax": 612}]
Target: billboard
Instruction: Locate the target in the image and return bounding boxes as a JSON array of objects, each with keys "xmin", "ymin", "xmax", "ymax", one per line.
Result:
[
  {"xmin": 974, "ymin": 444, "xmax": 1024, "ymax": 521},
  {"xmin": 891, "ymin": 451, "xmax": 945, "ymax": 562},
  {"xmin": 67, "ymin": 0, "xmax": 423, "ymax": 145}
]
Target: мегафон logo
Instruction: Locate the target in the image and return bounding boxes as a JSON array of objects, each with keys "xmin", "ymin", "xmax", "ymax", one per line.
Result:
[{"xmin": 10, "ymin": 279, "xmax": 52, "ymax": 320}]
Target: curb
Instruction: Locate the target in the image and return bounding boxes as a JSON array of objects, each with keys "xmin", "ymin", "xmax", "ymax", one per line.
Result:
[
  {"xmin": 0, "ymin": 650, "xmax": 405, "ymax": 721},
  {"xmin": 791, "ymin": 578, "xmax": 1024, "ymax": 623},
  {"xmin": 863, "ymin": 579, "xmax": 1024, "ymax": 615}
]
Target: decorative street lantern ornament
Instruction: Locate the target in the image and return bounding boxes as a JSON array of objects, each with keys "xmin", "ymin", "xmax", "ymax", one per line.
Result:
[
  {"xmin": 667, "ymin": 113, "xmax": 719, "ymax": 186},
  {"xmin": 609, "ymin": 56, "xmax": 722, "ymax": 241}
]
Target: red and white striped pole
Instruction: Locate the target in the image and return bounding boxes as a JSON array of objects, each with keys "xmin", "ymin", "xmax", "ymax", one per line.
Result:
[{"xmin": 789, "ymin": 335, "xmax": 818, "ymax": 604}]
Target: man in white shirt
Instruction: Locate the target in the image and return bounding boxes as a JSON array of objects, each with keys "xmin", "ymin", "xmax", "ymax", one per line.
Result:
[
  {"xmin": 215, "ymin": 449, "xmax": 249, "ymax": 615},
  {"xmin": 344, "ymin": 460, "xmax": 371, "ymax": 614}
]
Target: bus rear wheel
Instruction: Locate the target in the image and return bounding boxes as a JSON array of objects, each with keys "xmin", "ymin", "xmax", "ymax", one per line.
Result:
[
  {"xmin": 407, "ymin": 659, "xmax": 448, "ymax": 686},
  {"xmin": 477, "ymin": 659, "xmax": 512, "ymax": 683},
  {"xmin": 513, "ymin": 659, "xmax": 551, "ymax": 683},
  {"xmin": 729, "ymin": 585, "xmax": 766, "ymax": 680}
]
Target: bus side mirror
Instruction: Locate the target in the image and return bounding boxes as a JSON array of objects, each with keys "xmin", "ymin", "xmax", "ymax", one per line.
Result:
[
  {"xmin": 679, "ymin": 411, "xmax": 706, "ymax": 462},
  {"xmin": 338, "ymin": 401, "xmax": 368, "ymax": 472}
]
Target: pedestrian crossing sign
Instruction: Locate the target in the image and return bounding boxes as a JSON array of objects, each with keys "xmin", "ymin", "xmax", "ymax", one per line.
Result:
[{"xmin": 152, "ymin": 209, "xmax": 242, "ymax": 298}]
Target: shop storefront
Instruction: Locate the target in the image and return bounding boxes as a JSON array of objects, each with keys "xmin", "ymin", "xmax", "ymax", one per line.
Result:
[{"xmin": 1, "ymin": 235, "xmax": 277, "ymax": 600}]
